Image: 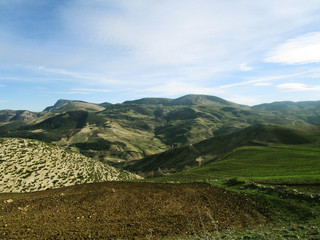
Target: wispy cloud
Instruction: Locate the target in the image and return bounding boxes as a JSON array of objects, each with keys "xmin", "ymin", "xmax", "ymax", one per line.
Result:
[
  {"xmin": 146, "ymin": 81, "xmax": 225, "ymax": 97},
  {"xmin": 219, "ymin": 72, "xmax": 306, "ymax": 89},
  {"xmin": 277, "ymin": 83, "xmax": 320, "ymax": 92},
  {"xmin": 226, "ymin": 95, "xmax": 260, "ymax": 106},
  {"xmin": 239, "ymin": 63, "xmax": 253, "ymax": 72},
  {"xmin": 253, "ymin": 82, "xmax": 272, "ymax": 86},
  {"xmin": 2, "ymin": 1, "xmax": 320, "ymax": 110},
  {"xmin": 71, "ymin": 88, "xmax": 112, "ymax": 93},
  {"xmin": 31, "ymin": 66, "xmax": 120, "ymax": 85},
  {"xmin": 265, "ymin": 32, "xmax": 320, "ymax": 64}
]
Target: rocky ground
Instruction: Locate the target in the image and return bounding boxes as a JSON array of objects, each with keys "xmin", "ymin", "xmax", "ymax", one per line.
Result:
[
  {"xmin": 0, "ymin": 182, "xmax": 267, "ymax": 239},
  {"xmin": 0, "ymin": 138, "xmax": 141, "ymax": 193}
]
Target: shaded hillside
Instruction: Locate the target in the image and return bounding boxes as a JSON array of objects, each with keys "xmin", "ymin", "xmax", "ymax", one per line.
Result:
[
  {"xmin": 253, "ymin": 100, "xmax": 320, "ymax": 125},
  {"xmin": 0, "ymin": 138, "xmax": 141, "ymax": 193},
  {"xmin": 0, "ymin": 110, "xmax": 39, "ymax": 122},
  {"xmin": 125, "ymin": 124, "xmax": 313, "ymax": 173}
]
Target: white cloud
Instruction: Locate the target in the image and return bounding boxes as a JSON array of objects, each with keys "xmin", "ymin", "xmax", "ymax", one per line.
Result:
[
  {"xmin": 60, "ymin": 0, "xmax": 320, "ymax": 78},
  {"xmin": 225, "ymin": 95, "xmax": 260, "ymax": 106},
  {"xmin": 277, "ymin": 83, "xmax": 320, "ymax": 91},
  {"xmin": 265, "ymin": 32, "xmax": 320, "ymax": 64},
  {"xmin": 239, "ymin": 63, "xmax": 253, "ymax": 71},
  {"xmin": 0, "ymin": 100, "xmax": 8, "ymax": 103},
  {"xmin": 219, "ymin": 72, "xmax": 305, "ymax": 89},
  {"xmin": 145, "ymin": 81, "xmax": 225, "ymax": 97},
  {"xmin": 71, "ymin": 88, "xmax": 112, "ymax": 93},
  {"xmin": 253, "ymin": 82, "xmax": 272, "ymax": 86}
]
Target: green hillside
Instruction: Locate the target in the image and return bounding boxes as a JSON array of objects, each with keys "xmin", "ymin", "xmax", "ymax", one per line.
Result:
[
  {"xmin": 2, "ymin": 95, "xmax": 320, "ymax": 165},
  {"xmin": 163, "ymin": 145, "xmax": 320, "ymax": 184},
  {"xmin": 124, "ymin": 124, "xmax": 314, "ymax": 173},
  {"xmin": 44, "ymin": 99, "xmax": 105, "ymax": 113}
]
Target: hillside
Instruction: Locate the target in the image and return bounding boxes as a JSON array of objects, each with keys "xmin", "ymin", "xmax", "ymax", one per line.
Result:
[
  {"xmin": 0, "ymin": 110, "xmax": 39, "ymax": 122},
  {"xmin": 124, "ymin": 124, "xmax": 313, "ymax": 173},
  {"xmin": 1, "ymin": 95, "xmax": 320, "ymax": 165},
  {"xmin": 44, "ymin": 99, "xmax": 105, "ymax": 113},
  {"xmin": 0, "ymin": 138, "xmax": 141, "ymax": 193},
  {"xmin": 161, "ymin": 145, "xmax": 320, "ymax": 184}
]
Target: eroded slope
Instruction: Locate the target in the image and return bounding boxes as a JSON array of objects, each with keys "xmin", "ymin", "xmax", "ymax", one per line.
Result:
[{"xmin": 0, "ymin": 138, "xmax": 142, "ymax": 193}]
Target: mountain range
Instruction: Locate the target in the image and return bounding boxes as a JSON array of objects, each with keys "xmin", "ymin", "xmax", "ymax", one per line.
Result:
[{"xmin": 1, "ymin": 94, "xmax": 320, "ymax": 172}]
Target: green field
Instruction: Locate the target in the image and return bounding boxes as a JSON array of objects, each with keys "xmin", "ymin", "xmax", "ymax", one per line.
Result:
[
  {"xmin": 152, "ymin": 145, "xmax": 320, "ymax": 239},
  {"xmin": 159, "ymin": 145, "xmax": 320, "ymax": 185}
]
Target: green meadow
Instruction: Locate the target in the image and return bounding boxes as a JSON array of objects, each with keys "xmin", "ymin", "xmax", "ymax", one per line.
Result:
[{"xmin": 159, "ymin": 145, "xmax": 320, "ymax": 184}]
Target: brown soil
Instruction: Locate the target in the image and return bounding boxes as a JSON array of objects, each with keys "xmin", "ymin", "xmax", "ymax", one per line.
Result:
[{"xmin": 0, "ymin": 182, "xmax": 267, "ymax": 239}]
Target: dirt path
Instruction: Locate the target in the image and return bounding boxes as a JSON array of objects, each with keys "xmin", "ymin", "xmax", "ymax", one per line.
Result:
[{"xmin": 0, "ymin": 182, "xmax": 267, "ymax": 239}]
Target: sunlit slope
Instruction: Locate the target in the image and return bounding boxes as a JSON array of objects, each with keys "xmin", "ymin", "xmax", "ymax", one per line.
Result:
[
  {"xmin": 0, "ymin": 138, "xmax": 142, "ymax": 193},
  {"xmin": 165, "ymin": 145, "xmax": 320, "ymax": 184},
  {"xmin": 43, "ymin": 99, "xmax": 105, "ymax": 113}
]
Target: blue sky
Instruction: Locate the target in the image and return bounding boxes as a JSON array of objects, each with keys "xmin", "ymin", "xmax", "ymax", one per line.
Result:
[{"xmin": 1, "ymin": 0, "xmax": 320, "ymax": 111}]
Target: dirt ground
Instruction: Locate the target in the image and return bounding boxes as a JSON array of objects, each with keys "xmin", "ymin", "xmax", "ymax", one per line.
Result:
[{"xmin": 0, "ymin": 182, "xmax": 267, "ymax": 239}]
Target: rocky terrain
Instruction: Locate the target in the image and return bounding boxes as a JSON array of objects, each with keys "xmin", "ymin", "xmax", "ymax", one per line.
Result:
[{"xmin": 0, "ymin": 138, "xmax": 142, "ymax": 193}]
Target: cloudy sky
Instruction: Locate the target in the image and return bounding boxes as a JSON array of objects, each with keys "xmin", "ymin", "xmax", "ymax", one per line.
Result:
[{"xmin": 1, "ymin": 0, "xmax": 320, "ymax": 111}]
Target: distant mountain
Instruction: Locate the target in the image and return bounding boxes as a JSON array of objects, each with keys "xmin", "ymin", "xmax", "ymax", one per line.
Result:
[
  {"xmin": 252, "ymin": 100, "xmax": 320, "ymax": 125},
  {"xmin": 123, "ymin": 97, "xmax": 172, "ymax": 105},
  {"xmin": 169, "ymin": 94, "xmax": 235, "ymax": 106},
  {"xmin": 99, "ymin": 102, "xmax": 113, "ymax": 108},
  {"xmin": 0, "ymin": 110, "xmax": 39, "ymax": 122},
  {"xmin": 1, "ymin": 95, "xmax": 320, "ymax": 165},
  {"xmin": 44, "ymin": 99, "xmax": 105, "ymax": 113},
  {"xmin": 0, "ymin": 138, "xmax": 142, "ymax": 193},
  {"xmin": 124, "ymin": 94, "xmax": 238, "ymax": 107}
]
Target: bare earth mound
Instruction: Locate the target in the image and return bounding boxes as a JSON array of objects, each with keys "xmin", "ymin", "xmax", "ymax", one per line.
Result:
[{"xmin": 0, "ymin": 182, "xmax": 267, "ymax": 239}]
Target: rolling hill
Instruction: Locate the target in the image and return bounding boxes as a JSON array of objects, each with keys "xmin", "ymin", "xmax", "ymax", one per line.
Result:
[
  {"xmin": 158, "ymin": 145, "xmax": 320, "ymax": 185},
  {"xmin": 44, "ymin": 99, "xmax": 105, "ymax": 113},
  {"xmin": 123, "ymin": 124, "xmax": 314, "ymax": 173},
  {"xmin": 0, "ymin": 138, "xmax": 142, "ymax": 193},
  {"xmin": 1, "ymin": 95, "xmax": 320, "ymax": 166}
]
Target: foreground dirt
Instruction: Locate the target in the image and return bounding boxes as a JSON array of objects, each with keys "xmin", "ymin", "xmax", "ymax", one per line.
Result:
[{"xmin": 0, "ymin": 182, "xmax": 267, "ymax": 239}]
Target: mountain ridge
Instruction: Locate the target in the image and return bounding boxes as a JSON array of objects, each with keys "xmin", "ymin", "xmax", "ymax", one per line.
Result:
[{"xmin": 1, "ymin": 94, "xmax": 320, "ymax": 165}]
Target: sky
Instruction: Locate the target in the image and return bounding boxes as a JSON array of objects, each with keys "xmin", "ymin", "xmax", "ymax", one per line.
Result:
[{"xmin": 1, "ymin": 0, "xmax": 320, "ymax": 111}]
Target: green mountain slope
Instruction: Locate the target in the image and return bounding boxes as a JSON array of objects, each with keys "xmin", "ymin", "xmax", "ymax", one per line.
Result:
[
  {"xmin": 1, "ymin": 95, "xmax": 320, "ymax": 165},
  {"xmin": 163, "ymin": 145, "xmax": 320, "ymax": 184},
  {"xmin": 44, "ymin": 99, "xmax": 105, "ymax": 113},
  {"xmin": 124, "ymin": 124, "xmax": 313, "ymax": 173},
  {"xmin": 0, "ymin": 110, "xmax": 39, "ymax": 122},
  {"xmin": 253, "ymin": 100, "xmax": 320, "ymax": 125}
]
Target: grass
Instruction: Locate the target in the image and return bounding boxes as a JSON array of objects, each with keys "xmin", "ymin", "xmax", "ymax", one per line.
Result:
[
  {"xmin": 148, "ymin": 144, "xmax": 320, "ymax": 239},
  {"xmin": 156, "ymin": 145, "xmax": 320, "ymax": 184}
]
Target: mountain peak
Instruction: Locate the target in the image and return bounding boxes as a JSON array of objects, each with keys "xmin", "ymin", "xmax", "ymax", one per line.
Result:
[
  {"xmin": 170, "ymin": 94, "xmax": 232, "ymax": 106},
  {"xmin": 123, "ymin": 97, "xmax": 173, "ymax": 105},
  {"xmin": 44, "ymin": 99, "xmax": 105, "ymax": 112}
]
